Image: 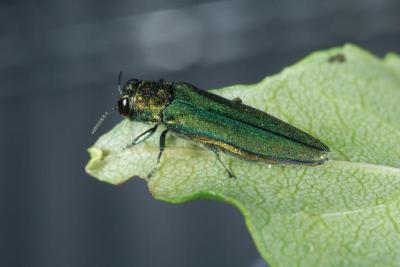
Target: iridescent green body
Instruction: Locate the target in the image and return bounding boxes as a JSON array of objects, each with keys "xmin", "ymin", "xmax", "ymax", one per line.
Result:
[{"xmin": 118, "ymin": 79, "xmax": 330, "ymax": 166}]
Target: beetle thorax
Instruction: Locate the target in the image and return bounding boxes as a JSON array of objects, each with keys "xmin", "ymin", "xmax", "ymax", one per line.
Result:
[{"xmin": 132, "ymin": 81, "xmax": 172, "ymax": 122}]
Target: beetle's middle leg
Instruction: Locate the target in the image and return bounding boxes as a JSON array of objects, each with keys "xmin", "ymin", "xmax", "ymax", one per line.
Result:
[{"xmin": 146, "ymin": 129, "xmax": 169, "ymax": 180}]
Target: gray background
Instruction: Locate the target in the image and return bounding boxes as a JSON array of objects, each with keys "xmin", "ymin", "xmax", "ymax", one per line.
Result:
[{"xmin": 1, "ymin": 0, "xmax": 399, "ymax": 266}]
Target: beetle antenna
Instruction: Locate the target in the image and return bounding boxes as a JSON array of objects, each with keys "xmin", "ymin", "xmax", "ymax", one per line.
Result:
[
  {"xmin": 91, "ymin": 107, "xmax": 117, "ymax": 135},
  {"xmin": 118, "ymin": 71, "xmax": 123, "ymax": 95}
]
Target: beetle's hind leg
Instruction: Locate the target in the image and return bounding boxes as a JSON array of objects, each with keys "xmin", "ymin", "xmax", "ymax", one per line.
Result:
[
  {"xmin": 146, "ymin": 129, "xmax": 169, "ymax": 180},
  {"xmin": 124, "ymin": 124, "xmax": 159, "ymax": 150},
  {"xmin": 231, "ymin": 97, "xmax": 242, "ymax": 105},
  {"xmin": 212, "ymin": 148, "xmax": 236, "ymax": 179}
]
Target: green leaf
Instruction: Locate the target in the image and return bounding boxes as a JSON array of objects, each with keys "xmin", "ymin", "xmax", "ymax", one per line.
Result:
[{"xmin": 86, "ymin": 44, "xmax": 400, "ymax": 267}]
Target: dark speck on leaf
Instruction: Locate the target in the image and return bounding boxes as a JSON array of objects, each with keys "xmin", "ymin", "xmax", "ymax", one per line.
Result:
[{"xmin": 328, "ymin": 53, "xmax": 346, "ymax": 63}]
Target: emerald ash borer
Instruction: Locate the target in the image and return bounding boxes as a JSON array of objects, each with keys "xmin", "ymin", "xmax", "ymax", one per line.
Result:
[{"xmin": 92, "ymin": 73, "xmax": 330, "ymax": 178}]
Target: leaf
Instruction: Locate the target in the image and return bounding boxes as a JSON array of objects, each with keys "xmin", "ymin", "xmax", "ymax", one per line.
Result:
[{"xmin": 86, "ymin": 44, "xmax": 400, "ymax": 267}]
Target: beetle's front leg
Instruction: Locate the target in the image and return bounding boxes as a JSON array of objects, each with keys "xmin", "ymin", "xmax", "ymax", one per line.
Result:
[
  {"xmin": 124, "ymin": 124, "xmax": 159, "ymax": 150},
  {"xmin": 146, "ymin": 129, "xmax": 169, "ymax": 180}
]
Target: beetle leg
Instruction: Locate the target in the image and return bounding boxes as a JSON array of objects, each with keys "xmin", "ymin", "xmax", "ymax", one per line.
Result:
[
  {"xmin": 213, "ymin": 149, "xmax": 236, "ymax": 179},
  {"xmin": 231, "ymin": 97, "xmax": 242, "ymax": 105},
  {"xmin": 125, "ymin": 124, "xmax": 159, "ymax": 150},
  {"xmin": 146, "ymin": 129, "xmax": 169, "ymax": 180}
]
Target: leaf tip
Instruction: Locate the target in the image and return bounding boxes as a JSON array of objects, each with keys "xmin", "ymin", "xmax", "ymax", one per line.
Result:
[{"xmin": 85, "ymin": 147, "xmax": 108, "ymax": 176}]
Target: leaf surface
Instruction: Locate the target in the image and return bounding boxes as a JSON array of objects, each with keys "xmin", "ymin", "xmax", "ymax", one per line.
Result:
[{"xmin": 86, "ymin": 44, "xmax": 400, "ymax": 267}]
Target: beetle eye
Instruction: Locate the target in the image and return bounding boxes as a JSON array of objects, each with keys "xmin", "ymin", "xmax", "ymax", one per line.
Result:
[{"xmin": 117, "ymin": 97, "xmax": 131, "ymax": 116}]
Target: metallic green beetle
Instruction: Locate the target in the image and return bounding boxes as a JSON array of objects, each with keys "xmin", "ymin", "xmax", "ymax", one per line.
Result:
[{"xmin": 93, "ymin": 74, "xmax": 330, "ymax": 178}]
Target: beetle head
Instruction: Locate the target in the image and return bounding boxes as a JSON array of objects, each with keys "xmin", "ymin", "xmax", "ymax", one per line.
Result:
[{"xmin": 117, "ymin": 78, "xmax": 142, "ymax": 117}]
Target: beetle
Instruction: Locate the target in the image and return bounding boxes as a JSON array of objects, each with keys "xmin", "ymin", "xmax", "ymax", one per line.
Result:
[{"xmin": 92, "ymin": 73, "xmax": 330, "ymax": 178}]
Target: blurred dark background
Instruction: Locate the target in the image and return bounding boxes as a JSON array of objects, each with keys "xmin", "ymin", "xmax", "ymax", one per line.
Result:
[{"xmin": 1, "ymin": 0, "xmax": 399, "ymax": 266}]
